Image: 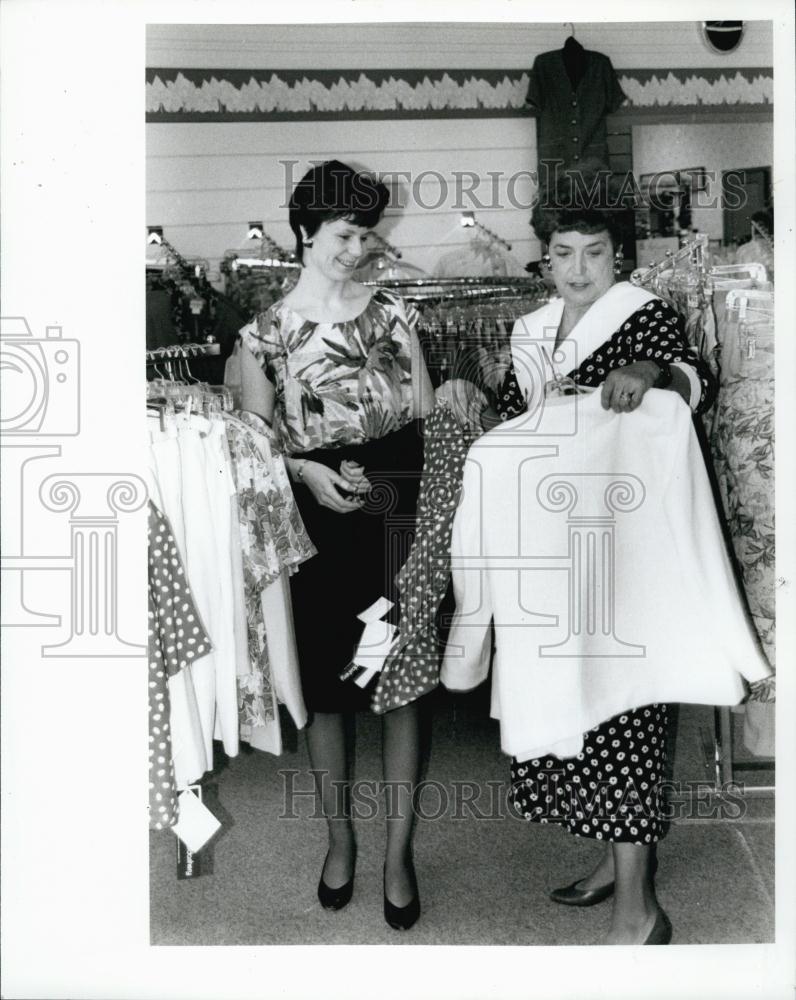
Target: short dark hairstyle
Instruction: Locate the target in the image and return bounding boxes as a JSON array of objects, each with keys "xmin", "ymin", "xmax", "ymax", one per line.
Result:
[
  {"xmin": 288, "ymin": 160, "xmax": 390, "ymax": 262},
  {"xmin": 531, "ymin": 167, "xmax": 626, "ymax": 248}
]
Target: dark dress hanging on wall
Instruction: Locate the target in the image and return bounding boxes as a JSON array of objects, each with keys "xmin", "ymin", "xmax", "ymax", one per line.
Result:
[{"xmin": 526, "ymin": 46, "xmax": 626, "ymax": 172}]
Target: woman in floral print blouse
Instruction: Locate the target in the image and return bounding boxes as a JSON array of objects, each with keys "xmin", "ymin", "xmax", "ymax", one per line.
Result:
[{"xmin": 238, "ymin": 160, "xmax": 434, "ymax": 931}]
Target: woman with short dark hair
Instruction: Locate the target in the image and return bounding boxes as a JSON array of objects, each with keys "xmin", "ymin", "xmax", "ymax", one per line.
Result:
[
  {"xmin": 237, "ymin": 160, "xmax": 434, "ymax": 931},
  {"xmin": 448, "ymin": 172, "xmax": 725, "ymax": 945}
]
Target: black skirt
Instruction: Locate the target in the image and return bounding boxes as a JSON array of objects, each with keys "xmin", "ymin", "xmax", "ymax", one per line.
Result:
[{"xmin": 289, "ymin": 419, "xmax": 425, "ymax": 713}]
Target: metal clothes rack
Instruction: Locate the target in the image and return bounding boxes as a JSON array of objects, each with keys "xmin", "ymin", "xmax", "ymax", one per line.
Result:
[
  {"xmin": 460, "ymin": 214, "xmax": 513, "ymax": 252},
  {"xmin": 146, "ymin": 231, "xmax": 211, "ymax": 279},
  {"xmin": 146, "ymin": 342, "xmax": 220, "ymax": 365},
  {"xmin": 629, "ymin": 233, "xmax": 709, "ymax": 289},
  {"xmin": 367, "ymin": 276, "xmax": 547, "ymax": 391},
  {"xmin": 365, "ymin": 275, "xmax": 548, "ymax": 303},
  {"xmin": 707, "ymin": 705, "xmax": 774, "ymax": 796},
  {"xmin": 709, "ymin": 262, "xmax": 769, "ymax": 288}
]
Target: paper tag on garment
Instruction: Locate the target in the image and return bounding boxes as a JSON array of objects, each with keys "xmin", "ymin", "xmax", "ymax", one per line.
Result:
[
  {"xmin": 353, "ymin": 619, "xmax": 398, "ymax": 671},
  {"xmin": 356, "ymin": 597, "xmax": 394, "ymax": 624},
  {"xmin": 172, "ymin": 789, "xmax": 221, "ymax": 854},
  {"xmin": 176, "ymin": 837, "xmax": 203, "ymax": 880},
  {"xmin": 353, "ymin": 666, "xmax": 380, "ymax": 689}
]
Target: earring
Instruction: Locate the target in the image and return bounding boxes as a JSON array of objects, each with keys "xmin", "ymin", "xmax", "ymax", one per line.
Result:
[
  {"xmin": 302, "ymin": 238, "xmax": 313, "ymax": 248},
  {"xmin": 543, "ymin": 254, "xmax": 552, "ymax": 272},
  {"xmin": 613, "ymin": 251, "xmax": 624, "ymax": 275}
]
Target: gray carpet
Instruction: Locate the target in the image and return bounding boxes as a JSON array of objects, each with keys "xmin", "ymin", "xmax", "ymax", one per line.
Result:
[{"xmin": 150, "ymin": 689, "xmax": 774, "ymax": 946}]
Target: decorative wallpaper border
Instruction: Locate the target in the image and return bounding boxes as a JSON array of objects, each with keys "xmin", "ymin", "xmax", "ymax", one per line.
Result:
[{"xmin": 145, "ymin": 67, "xmax": 773, "ymax": 122}]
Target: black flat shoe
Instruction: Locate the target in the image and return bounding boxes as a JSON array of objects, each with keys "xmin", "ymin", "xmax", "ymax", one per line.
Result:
[
  {"xmin": 643, "ymin": 907, "xmax": 673, "ymax": 945},
  {"xmin": 549, "ymin": 878, "xmax": 615, "ymax": 907},
  {"xmin": 317, "ymin": 852, "xmax": 355, "ymax": 911},
  {"xmin": 551, "ymin": 854, "xmax": 658, "ymax": 907},
  {"xmin": 383, "ymin": 867, "xmax": 421, "ymax": 931}
]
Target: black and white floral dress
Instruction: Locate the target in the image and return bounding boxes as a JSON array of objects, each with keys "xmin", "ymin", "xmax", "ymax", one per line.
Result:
[{"xmin": 503, "ymin": 295, "xmax": 717, "ymax": 844}]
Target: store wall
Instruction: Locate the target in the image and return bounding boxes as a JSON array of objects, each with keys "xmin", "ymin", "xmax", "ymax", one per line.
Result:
[
  {"xmin": 146, "ymin": 21, "xmax": 774, "ymax": 283},
  {"xmin": 632, "ymin": 122, "xmax": 773, "ymax": 240},
  {"xmin": 147, "ymin": 117, "xmax": 538, "ymax": 278}
]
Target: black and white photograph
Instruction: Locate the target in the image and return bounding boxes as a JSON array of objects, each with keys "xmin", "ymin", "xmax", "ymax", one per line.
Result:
[{"xmin": 2, "ymin": 3, "xmax": 795, "ymax": 999}]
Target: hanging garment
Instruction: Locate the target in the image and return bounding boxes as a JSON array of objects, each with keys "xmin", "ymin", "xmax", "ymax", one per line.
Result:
[
  {"xmin": 525, "ymin": 48, "xmax": 625, "ymax": 170},
  {"xmin": 441, "ymin": 387, "xmax": 771, "ymax": 761},
  {"xmin": 224, "ymin": 410, "xmax": 315, "ymax": 747},
  {"xmin": 148, "ymin": 501, "xmax": 212, "ymax": 827},
  {"xmin": 147, "ymin": 419, "xmax": 210, "ymax": 792},
  {"xmin": 171, "ymin": 413, "xmax": 239, "ymax": 761},
  {"xmin": 261, "ymin": 571, "xmax": 308, "ymax": 741},
  {"xmin": 742, "ymin": 699, "xmax": 775, "ymax": 758},
  {"xmin": 711, "ymin": 294, "xmax": 775, "ymax": 759},
  {"xmin": 372, "ymin": 400, "xmax": 480, "ymax": 714},
  {"xmin": 202, "ymin": 418, "xmax": 242, "ymax": 756}
]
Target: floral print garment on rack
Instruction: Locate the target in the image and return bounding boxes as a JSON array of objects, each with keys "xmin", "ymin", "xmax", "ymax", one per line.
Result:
[
  {"xmin": 224, "ymin": 410, "xmax": 316, "ymax": 733},
  {"xmin": 711, "ymin": 304, "xmax": 775, "ymax": 683},
  {"xmin": 372, "ymin": 400, "xmax": 480, "ymax": 714},
  {"xmin": 148, "ymin": 501, "xmax": 212, "ymax": 830},
  {"xmin": 239, "ymin": 287, "xmax": 417, "ymax": 453}
]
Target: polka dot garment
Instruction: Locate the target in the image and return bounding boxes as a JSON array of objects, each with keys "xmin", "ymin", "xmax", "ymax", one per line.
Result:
[
  {"xmin": 577, "ymin": 299, "xmax": 715, "ymax": 408},
  {"xmin": 510, "ymin": 705, "xmax": 669, "ymax": 844},
  {"xmin": 148, "ymin": 501, "xmax": 212, "ymax": 830},
  {"xmin": 372, "ymin": 401, "xmax": 479, "ymax": 714}
]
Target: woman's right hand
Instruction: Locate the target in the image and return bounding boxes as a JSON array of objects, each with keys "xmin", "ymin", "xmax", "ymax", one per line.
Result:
[{"xmin": 299, "ymin": 460, "xmax": 364, "ymax": 513}]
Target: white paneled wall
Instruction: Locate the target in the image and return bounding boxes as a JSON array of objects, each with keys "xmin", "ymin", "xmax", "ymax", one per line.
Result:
[
  {"xmin": 147, "ymin": 117, "xmax": 540, "ymax": 280},
  {"xmin": 146, "ymin": 21, "xmax": 774, "ymax": 70},
  {"xmin": 146, "ymin": 20, "xmax": 774, "ymax": 282}
]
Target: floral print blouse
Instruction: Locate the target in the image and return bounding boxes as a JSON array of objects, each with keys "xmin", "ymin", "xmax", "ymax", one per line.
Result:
[{"xmin": 239, "ymin": 287, "xmax": 418, "ymax": 453}]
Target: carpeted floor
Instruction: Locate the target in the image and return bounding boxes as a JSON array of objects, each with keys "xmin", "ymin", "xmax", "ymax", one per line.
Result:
[{"xmin": 149, "ymin": 687, "xmax": 774, "ymax": 946}]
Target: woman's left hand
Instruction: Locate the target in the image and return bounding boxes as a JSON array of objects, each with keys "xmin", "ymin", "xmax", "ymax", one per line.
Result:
[
  {"xmin": 339, "ymin": 460, "xmax": 371, "ymax": 495},
  {"xmin": 601, "ymin": 361, "xmax": 660, "ymax": 413}
]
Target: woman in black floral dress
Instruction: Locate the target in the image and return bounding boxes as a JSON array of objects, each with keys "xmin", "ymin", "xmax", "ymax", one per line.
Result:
[{"xmin": 497, "ymin": 182, "xmax": 717, "ymax": 945}]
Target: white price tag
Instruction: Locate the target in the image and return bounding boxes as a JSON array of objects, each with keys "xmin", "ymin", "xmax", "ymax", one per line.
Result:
[{"xmin": 172, "ymin": 789, "xmax": 221, "ymax": 853}]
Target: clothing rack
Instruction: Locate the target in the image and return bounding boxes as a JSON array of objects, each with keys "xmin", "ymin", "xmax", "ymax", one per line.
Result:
[
  {"xmin": 146, "ymin": 232, "xmax": 210, "ymax": 279},
  {"xmin": 222, "ymin": 229, "xmax": 299, "ymax": 273},
  {"xmin": 724, "ymin": 287, "xmax": 773, "ymax": 314},
  {"xmin": 367, "ymin": 232, "xmax": 403, "ymax": 259},
  {"xmin": 709, "ymin": 262, "xmax": 769, "ymax": 287},
  {"xmin": 366, "ymin": 275, "xmax": 548, "ymax": 302},
  {"xmin": 146, "ymin": 342, "xmax": 220, "ymax": 364},
  {"xmin": 461, "ymin": 215, "xmax": 513, "ymax": 252},
  {"xmin": 750, "ymin": 219, "xmax": 774, "ymax": 251},
  {"xmin": 707, "ymin": 283, "xmax": 775, "ymax": 798},
  {"xmin": 224, "ymin": 256, "xmax": 301, "ymax": 272},
  {"xmin": 629, "ymin": 233, "xmax": 709, "ymax": 288}
]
